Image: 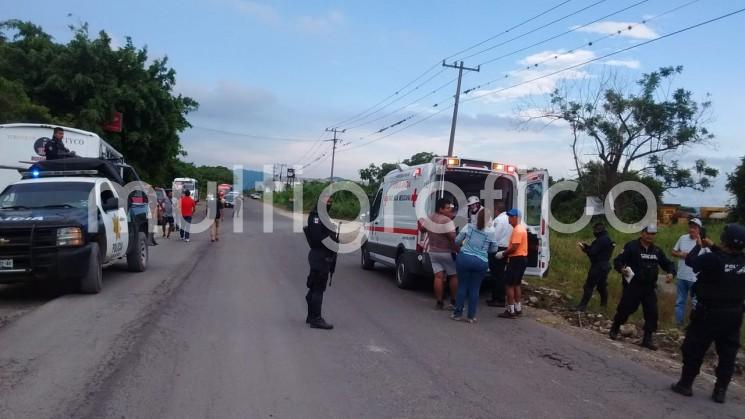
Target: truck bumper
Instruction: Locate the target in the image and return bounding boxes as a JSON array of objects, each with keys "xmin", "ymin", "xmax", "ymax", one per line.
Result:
[{"xmin": 0, "ymin": 243, "xmax": 92, "ymax": 284}]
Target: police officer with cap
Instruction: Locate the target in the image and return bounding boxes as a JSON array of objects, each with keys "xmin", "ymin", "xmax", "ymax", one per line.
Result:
[
  {"xmin": 43, "ymin": 127, "xmax": 76, "ymax": 160},
  {"xmin": 609, "ymin": 224, "xmax": 676, "ymax": 350},
  {"xmin": 671, "ymin": 224, "xmax": 745, "ymax": 403},
  {"xmin": 575, "ymin": 222, "xmax": 615, "ymax": 311},
  {"xmin": 303, "ymin": 195, "xmax": 337, "ymax": 330}
]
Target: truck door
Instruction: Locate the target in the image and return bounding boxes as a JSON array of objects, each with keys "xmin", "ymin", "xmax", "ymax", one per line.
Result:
[
  {"xmin": 98, "ymin": 181, "xmax": 129, "ymax": 260},
  {"xmin": 519, "ymin": 170, "xmax": 550, "ymax": 277}
]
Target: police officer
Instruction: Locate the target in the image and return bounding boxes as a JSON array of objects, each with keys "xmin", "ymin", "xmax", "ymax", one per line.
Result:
[
  {"xmin": 43, "ymin": 127, "xmax": 76, "ymax": 160},
  {"xmin": 609, "ymin": 225, "xmax": 676, "ymax": 350},
  {"xmin": 671, "ymin": 224, "xmax": 745, "ymax": 404},
  {"xmin": 575, "ymin": 222, "xmax": 615, "ymax": 311},
  {"xmin": 303, "ymin": 196, "xmax": 337, "ymax": 330}
]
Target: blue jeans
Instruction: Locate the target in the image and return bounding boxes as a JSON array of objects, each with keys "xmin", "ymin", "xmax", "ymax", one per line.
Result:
[
  {"xmin": 675, "ymin": 279, "xmax": 696, "ymax": 326},
  {"xmin": 180, "ymin": 216, "xmax": 192, "ymax": 240},
  {"xmin": 454, "ymin": 253, "xmax": 488, "ymax": 319}
]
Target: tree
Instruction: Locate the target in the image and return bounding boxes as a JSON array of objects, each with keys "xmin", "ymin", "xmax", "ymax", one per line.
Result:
[
  {"xmin": 726, "ymin": 156, "xmax": 745, "ymax": 222},
  {"xmin": 0, "ymin": 20, "xmax": 198, "ymax": 185},
  {"xmin": 358, "ymin": 152, "xmax": 436, "ymax": 193},
  {"xmin": 542, "ymin": 66, "xmax": 717, "ymax": 200}
]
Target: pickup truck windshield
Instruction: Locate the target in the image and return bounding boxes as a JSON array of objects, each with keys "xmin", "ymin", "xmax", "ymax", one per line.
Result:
[{"xmin": 0, "ymin": 182, "xmax": 94, "ymax": 210}]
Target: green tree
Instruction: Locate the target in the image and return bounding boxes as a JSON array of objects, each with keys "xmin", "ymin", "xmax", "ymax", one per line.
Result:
[
  {"xmin": 358, "ymin": 151, "xmax": 436, "ymax": 193},
  {"xmin": 726, "ymin": 156, "xmax": 745, "ymax": 222},
  {"xmin": 0, "ymin": 20, "xmax": 198, "ymax": 184},
  {"xmin": 544, "ymin": 66, "xmax": 718, "ymax": 200}
]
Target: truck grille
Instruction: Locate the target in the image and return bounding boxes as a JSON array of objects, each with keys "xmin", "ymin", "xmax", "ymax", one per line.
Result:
[{"xmin": 0, "ymin": 227, "xmax": 58, "ymax": 271}]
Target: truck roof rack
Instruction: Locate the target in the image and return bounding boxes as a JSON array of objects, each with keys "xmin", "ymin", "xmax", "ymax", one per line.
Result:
[{"xmin": 26, "ymin": 157, "xmax": 125, "ymax": 185}]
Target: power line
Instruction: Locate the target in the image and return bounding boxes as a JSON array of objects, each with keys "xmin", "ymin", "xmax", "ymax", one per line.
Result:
[
  {"xmin": 338, "ymin": 68, "xmax": 449, "ymax": 129},
  {"xmin": 445, "ymin": 0, "xmax": 574, "ymax": 60},
  {"xmin": 344, "ymin": 76, "xmax": 457, "ymax": 131},
  {"xmin": 460, "ymin": 0, "xmax": 609, "ymax": 61},
  {"xmin": 191, "ymin": 125, "xmax": 319, "ymax": 142},
  {"xmin": 463, "ymin": 0, "xmax": 716, "ymax": 102},
  {"xmin": 341, "ymin": 7, "xmax": 745, "ymax": 152},
  {"xmin": 326, "ymin": 0, "xmax": 578, "ymax": 130},
  {"xmin": 476, "ymin": 0, "xmax": 652, "ymax": 67}
]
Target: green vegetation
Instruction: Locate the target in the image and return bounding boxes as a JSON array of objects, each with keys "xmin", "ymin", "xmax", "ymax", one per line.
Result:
[
  {"xmin": 727, "ymin": 156, "xmax": 745, "ymax": 223},
  {"xmin": 272, "ymin": 181, "xmax": 362, "ymax": 220},
  {"xmin": 0, "ymin": 20, "xmax": 198, "ymax": 186}
]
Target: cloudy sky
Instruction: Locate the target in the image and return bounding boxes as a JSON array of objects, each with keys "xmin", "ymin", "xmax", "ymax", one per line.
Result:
[{"xmin": 10, "ymin": 0, "xmax": 745, "ymax": 206}]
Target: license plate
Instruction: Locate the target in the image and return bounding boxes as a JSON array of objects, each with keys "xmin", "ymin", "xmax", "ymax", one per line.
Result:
[{"xmin": 0, "ymin": 259, "xmax": 13, "ymax": 269}]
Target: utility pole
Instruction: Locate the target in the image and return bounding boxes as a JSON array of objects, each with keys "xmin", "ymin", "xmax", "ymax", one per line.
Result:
[
  {"xmin": 325, "ymin": 128, "xmax": 345, "ymax": 183},
  {"xmin": 442, "ymin": 60, "xmax": 480, "ymax": 156}
]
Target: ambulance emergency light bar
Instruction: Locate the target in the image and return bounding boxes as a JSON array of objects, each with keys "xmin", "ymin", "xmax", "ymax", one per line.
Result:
[{"xmin": 492, "ymin": 162, "xmax": 517, "ymax": 173}]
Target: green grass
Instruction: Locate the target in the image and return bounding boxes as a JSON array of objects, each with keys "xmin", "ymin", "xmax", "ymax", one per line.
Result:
[
  {"xmin": 272, "ymin": 181, "xmax": 362, "ymax": 220},
  {"xmin": 544, "ymin": 222, "xmax": 745, "ymax": 343}
]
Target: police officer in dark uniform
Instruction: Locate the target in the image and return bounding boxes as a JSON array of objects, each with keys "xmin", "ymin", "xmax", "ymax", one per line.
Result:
[
  {"xmin": 43, "ymin": 127, "xmax": 76, "ymax": 160},
  {"xmin": 575, "ymin": 222, "xmax": 615, "ymax": 311},
  {"xmin": 609, "ymin": 225, "xmax": 676, "ymax": 350},
  {"xmin": 303, "ymin": 196, "xmax": 337, "ymax": 330},
  {"xmin": 671, "ymin": 224, "xmax": 745, "ymax": 404}
]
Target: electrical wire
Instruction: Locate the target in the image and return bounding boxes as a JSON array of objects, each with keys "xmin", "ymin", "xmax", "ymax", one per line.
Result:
[
  {"xmin": 191, "ymin": 125, "xmax": 319, "ymax": 142},
  {"xmin": 341, "ymin": 7, "xmax": 745, "ymax": 152}
]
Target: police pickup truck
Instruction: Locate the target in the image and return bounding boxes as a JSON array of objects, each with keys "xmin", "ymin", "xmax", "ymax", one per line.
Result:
[{"xmin": 0, "ymin": 158, "xmax": 151, "ymax": 293}]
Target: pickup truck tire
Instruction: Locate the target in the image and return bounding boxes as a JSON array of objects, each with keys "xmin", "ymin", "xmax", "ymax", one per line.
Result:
[
  {"xmin": 80, "ymin": 242, "xmax": 103, "ymax": 294},
  {"xmin": 127, "ymin": 232, "xmax": 148, "ymax": 272}
]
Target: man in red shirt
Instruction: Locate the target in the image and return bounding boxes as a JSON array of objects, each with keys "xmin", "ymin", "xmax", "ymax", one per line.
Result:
[{"xmin": 179, "ymin": 190, "xmax": 197, "ymax": 242}]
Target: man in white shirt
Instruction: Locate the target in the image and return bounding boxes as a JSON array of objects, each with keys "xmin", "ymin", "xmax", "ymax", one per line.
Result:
[
  {"xmin": 486, "ymin": 201, "xmax": 513, "ymax": 307},
  {"xmin": 671, "ymin": 218, "xmax": 706, "ymax": 327}
]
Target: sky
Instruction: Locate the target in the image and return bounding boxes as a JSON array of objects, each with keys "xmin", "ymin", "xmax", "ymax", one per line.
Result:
[{"xmin": 7, "ymin": 0, "xmax": 745, "ymax": 206}]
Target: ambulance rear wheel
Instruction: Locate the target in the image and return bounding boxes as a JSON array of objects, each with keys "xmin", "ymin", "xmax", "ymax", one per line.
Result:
[
  {"xmin": 361, "ymin": 245, "xmax": 375, "ymax": 270},
  {"xmin": 395, "ymin": 254, "xmax": 415, "ymax": 289}
]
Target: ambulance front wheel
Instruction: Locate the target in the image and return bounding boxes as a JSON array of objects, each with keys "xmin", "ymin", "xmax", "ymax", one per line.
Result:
[
  {"xmin": 361, "ymin": 245, "xmax": 375, "ymax": 270},
  {"xmin": 395, "ymin": 254, "xmax": 415, "ymax": 289}
]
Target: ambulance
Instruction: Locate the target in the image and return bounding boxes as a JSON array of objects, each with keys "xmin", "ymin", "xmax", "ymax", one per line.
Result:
[{"xmin": 360, "ymin": 156, "xmax": 550, "ymax": 289}]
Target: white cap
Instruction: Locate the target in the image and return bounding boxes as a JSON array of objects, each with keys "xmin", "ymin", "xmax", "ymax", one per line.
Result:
[
  {"xmin": 688, "ymin": 218, "xmax": 703, "ymax": 228},
  {"xmin": 466, "ymin": 196, "xmax": 480, "ymax": 206},
  {"xmin": 643, "ymin": 224, "xmax": 658, "ymax": 233}
]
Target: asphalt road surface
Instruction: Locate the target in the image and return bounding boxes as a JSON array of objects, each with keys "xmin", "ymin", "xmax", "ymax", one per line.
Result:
[{"xmin": 0, "ymin": 200, "xmax": 742, "ymax": 419}]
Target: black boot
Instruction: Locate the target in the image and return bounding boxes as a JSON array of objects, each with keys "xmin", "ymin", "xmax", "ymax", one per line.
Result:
[
  {"xmin": 609, "ymin": 321, "xmax": 621, "ymax": 340},
  {"xmin": 309, "ymin": 317, "xmax": 334, "ymax": 330},
  {"xmin": 641, "ymin": 331, "xmax": 658, "ymax": 351},
  {"xmin": 671, "ymin": 374, "xmax": 694, "ymax": 397},
  {"xmin": 574, "ymin": 292, "xmax": 591, "ymax": 312},
  {"xmin": 711, "ymin": 382, "xmax": 727, "ymax": 403}
]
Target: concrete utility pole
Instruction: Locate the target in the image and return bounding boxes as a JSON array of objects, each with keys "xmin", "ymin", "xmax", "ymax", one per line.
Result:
[
  {"xmin": 325, "ymin": 128, "xmax": 345, "ymax": 183},
  {"xmin": 442, "ymin": 60, "xmax": 480, "ymax": 156}
]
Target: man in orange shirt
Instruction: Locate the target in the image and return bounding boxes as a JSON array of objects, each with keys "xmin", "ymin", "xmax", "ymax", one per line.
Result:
[
  {"xmin": 179, "ymin": 190, "xmax": 197, "ymax": 242},
  {"xmin": 497, "ymin": 209, "xmax": 528, "ymax": 319}
]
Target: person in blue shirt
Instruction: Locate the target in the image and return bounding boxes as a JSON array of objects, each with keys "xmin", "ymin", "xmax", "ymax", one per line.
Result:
[{"xmin": 450, "ymin": 208, "xmax": 498, "ymax": 323}]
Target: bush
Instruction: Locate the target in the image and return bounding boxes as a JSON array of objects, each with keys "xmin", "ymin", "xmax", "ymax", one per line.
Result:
[{"xmin": 273, "ymin": 181, "xmax": 366, "ymax": 220}]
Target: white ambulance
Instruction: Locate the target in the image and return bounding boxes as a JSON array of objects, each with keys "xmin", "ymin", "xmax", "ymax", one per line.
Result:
[{"xmin": 360, "ymin": 156, "xmax": 550, "ymax": 289}]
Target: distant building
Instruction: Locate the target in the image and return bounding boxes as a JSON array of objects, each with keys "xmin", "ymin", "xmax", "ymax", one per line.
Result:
[
  {"xmin": 700, "ymin": 206, "xmax": 730, "ymax": 220},
  {"xmin": 658, "ymin": 203, "xmax": 681, "ymax": 225}
]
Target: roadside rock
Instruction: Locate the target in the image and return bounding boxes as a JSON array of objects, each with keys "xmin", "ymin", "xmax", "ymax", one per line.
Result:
[
  {"xmin": 528, "ymin": 296, "xmax": 539, "ymax": 304},
  {"xmin": 619, "ymin": 324, "xmax": 637, "ymax": 338}
]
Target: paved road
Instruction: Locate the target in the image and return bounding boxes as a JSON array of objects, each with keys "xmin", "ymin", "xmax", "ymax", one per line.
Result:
[{"xmin": 0, "ymin": 200, "xmax": 742, "ymax": 418}]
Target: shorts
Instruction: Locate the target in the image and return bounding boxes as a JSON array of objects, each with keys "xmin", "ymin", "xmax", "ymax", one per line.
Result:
[
  {"xmin": 505, "ymin": 256, "xmax": 528, "ymax": 286},
  {"xmin": 164, "ymin": 216, "xmax": 174, "ymax": 227},
  {"xmin": 429, "ymin": 251, "xmax": 457, "ymax": 277}
]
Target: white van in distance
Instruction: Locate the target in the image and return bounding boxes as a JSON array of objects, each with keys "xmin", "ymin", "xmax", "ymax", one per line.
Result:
[{"xmin": 360, "ymin": 156, "xmax": 549, "ymax": 289}]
